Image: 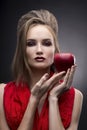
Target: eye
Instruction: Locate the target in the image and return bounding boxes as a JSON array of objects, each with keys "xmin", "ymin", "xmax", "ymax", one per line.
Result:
[
  {"xmin": 26, "ymin": 40, "xmax": 36, "ymax": 47},
  {"xmin": 42, "ymin": 40, "xmax": 52, "ymax": 46}
]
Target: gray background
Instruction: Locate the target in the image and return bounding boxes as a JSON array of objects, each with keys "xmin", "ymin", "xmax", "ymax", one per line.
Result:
[{"xmin": 0, "ymin": 0, "xmax": 87, "ymax": 129}]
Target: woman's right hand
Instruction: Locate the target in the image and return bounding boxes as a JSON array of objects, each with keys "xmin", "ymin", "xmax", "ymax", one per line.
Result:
[{"xmin": 31, "ymin": 72, "xmax": 65, "ymax": 102}]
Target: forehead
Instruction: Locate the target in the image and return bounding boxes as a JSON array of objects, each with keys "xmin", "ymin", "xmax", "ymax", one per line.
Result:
[{"xmin": 27, "ymin": 25, "xmax": 54, "ymax": 40}]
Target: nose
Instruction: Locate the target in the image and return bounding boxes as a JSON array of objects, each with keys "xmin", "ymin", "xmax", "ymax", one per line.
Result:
[{"xmin": 36, "ymin": 43, "xmax": 43, "ymax": 55}]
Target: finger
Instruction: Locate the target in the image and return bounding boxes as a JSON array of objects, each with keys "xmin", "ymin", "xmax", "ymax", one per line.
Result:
[
  {"xmin": 36, "ymin": 73, "xmax": 49, "ymax": 87},
  {"xmin": 46, "ymin": 71, "xmax": 66, "ymax": 89},
  {"xmin": 31, "ymin": 73, "xmax": 49, "ymax": 94},
  {"xmin": 52, "ymin": 69, "xmax": 71, "ymax": 94},
  {"xmin": 49, "ymin": 65, "xmax": 77, "ymax": 97},
  {"xmin": 66, "ymin": 65, "xmax": 77, "ymax": 87},
  {"xmin": 63, "ymin": 69, "xmax": 71, "ymax": 85}
]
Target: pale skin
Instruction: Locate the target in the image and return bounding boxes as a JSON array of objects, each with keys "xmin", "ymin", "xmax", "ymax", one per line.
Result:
[{"xmin": 0, "ymin": 25, "xmax": 83, "ymax": 130}]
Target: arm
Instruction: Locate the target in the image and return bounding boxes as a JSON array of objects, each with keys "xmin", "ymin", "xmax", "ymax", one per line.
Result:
[
  {"xmin": 0, "ymin": 83, "xmax": 39, "ymax": 130},
  {"xmin": 49, "ymin": 89, "xmax": 83, "ymax": 130},
  {"xmin": 67, "ymin": 89, "xmax": 83, "ymax": 130},
  {"xmin": 0, "ymin": 71, "xmax": 73, "ymax": 130},
  {"xmin": 48, "ymin": 65, "xmax": 83, "ymax": 130},
  {"xmin": 0, "ymin": 74, "xmax": 50, "ymax": 130},
  {"xmin": 0, "ymin": 84, "xmax": 10, "ymax": 130},
  {"xmin": 0, "ymin": 84, "xmax": 40, "ymax": 130},
  {"xmin": 49, "ymin": 96, "xmax": 65, "ymax": 130},
  {"xmin": 17, "ymin": 94, "xmax": 39, "ymax": 130},
  {"xmin": 16, "ymin": 72, "xmax": 67, "ymax": 130}
]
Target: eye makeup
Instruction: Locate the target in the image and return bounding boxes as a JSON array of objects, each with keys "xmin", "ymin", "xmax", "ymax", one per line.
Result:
[
  {"xmin": 26, "ymin": 39, "xmax": 36, "ymax": 47},
  {"xmin": 42, "ymin": 39, "xmax": 52, "ymax": 46},
  {"xmin": 26, "ymin": 39, "xmax": 53, "ymax": 47}
]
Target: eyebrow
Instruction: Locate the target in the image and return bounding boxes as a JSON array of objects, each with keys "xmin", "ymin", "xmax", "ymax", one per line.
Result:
[
  {"xmin": 26, "ymin": 39, "xmax": 36, "ymax": 42},
  {"xmin": 26, "ymin": 38, "xmax": 52, "ymax": 41}
]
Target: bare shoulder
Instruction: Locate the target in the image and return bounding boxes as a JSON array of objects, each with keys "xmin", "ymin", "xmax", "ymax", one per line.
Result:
[
  {"xmin": 73, "ymin": 88, "xmax": 83, "ymax": 114},
  {"xmin": 0, "ymin": 83, "xmax": 7, "ymax": 116},
  {"xmin": 0, "ymin": 83, "xmax": 7, "ymax": 102},
  {"xmin": 69, "ymin": 88, "xmax": 83, "ymax": 128},
  {"xmin": 0, "ymin": 84, "xmax": 10, "ymax": 129},
  {"xmin": 0, "ymin": 83, "xmax": 6, "ymax": 87},
  {"xmin": 0, "ymin": 83, "xmax": 7, "ymax": 93},
  {"xmin": 74, "ymin": 88, "xmax": 83, "ymax": 101}
]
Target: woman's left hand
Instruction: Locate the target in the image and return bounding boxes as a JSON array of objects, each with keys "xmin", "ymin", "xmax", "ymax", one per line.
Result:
[{"xmin": 49, "ymin": 65, "xmax": 77, "ymax": 99}]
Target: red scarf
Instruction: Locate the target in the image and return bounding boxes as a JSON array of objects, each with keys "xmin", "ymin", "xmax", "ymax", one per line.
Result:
[{"xmin": 4, "ymin": 81, "xmax": 75, "ymax": 130}]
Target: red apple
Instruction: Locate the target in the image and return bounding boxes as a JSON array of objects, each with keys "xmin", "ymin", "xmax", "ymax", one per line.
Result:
[{"xmin": 54, "ymin": 53, "xmax": 76, "ymax": 72}]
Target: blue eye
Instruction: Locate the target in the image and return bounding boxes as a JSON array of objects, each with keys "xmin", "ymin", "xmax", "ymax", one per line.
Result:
[{"xmin": 26, "ymin": 40, "xmax": 36, "ymax": 47}]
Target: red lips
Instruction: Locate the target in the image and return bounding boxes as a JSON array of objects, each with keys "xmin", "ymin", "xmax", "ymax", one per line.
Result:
[
  {"xmin": 54, "ymin": 53, "xmax": 76, "ymax": 72},
  {"xmin": 35, "ymin": 57, "xmax": 45, "ymax": 62}
]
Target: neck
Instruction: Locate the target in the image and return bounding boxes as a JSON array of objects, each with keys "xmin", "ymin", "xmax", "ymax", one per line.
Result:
[{"xmin": 29, "ymin": 68, "xmax": 50, "ymax": 89}]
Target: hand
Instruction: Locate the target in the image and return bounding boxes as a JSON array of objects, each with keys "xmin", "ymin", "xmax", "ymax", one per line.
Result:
[
  {"xmin": 49, "ymin": 65, "xmax": 77, "ymax": 100},
  {"xmin": 31, "ymin": 71, "xmax": 66, "ymax": 101}
]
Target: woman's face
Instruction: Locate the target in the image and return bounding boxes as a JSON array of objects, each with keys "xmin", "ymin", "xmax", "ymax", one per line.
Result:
[{"xmin": 26, "ymin": 25, "xmax": 55, "ymax": 69}]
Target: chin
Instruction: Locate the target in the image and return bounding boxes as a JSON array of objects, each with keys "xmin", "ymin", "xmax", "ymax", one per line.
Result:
[{"xmin": 31, "ymin": 64, "xmax": 51, "ymax": 70}]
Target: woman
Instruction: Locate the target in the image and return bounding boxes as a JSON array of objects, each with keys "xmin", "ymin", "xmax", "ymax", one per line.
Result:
[{"xmin": 0, "ymin": 9, "xmax": 83, "ymax": 130}]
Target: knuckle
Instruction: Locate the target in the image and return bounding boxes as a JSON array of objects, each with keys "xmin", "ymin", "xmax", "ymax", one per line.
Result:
[{"xmin": 35, "ymin": 82, "xmax": 41, "ymax": 88}]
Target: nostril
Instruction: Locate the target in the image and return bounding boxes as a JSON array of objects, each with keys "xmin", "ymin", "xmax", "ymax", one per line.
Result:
[
  {"xmin": 36, "ymin": 44, "xmax": 43, "ymax": 55},
  {"xmin": 36, "ymin": 51, "xmax": 43, "ymax": 55}
]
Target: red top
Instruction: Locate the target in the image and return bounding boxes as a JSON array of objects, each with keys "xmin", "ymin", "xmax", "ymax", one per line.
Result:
[{"xmin": 3, "ymin": 82, "xmax": 75, "ymax": 130}]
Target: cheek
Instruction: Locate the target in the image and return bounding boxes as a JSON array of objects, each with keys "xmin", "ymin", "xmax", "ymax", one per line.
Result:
[
  {"xmin": 26, "ymin": 48, "xmax": 33, "ymax": 60},
  {"xmin": 47, "ymin": 50, "xmax": 55, "ymax": 64},
  {"xmin": 49, "ymin": 53, "xmax": 54, "ymax": 62}
]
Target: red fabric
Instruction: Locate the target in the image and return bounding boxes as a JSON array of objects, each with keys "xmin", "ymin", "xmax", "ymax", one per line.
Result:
[{"xmin": 3, "ymin": 81, "xmax": 75, "ymax": 130}]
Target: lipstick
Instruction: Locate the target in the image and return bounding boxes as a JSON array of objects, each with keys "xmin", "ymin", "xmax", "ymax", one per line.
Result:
[{"xmin": 35, "ymin": 57, "xmax": 45, "ymax": 62}]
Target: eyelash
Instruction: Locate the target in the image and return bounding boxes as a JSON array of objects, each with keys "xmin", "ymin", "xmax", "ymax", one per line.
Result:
[
  {"xmin": 26, "ymin": 40, "xmax": 52, "ymax": 47},
  {"xmin": 42, "ymin": 41, "xmax": 52, "ymax": 46},
  {"xmin": 26, "ymin": 41, "xmax": 36, "ymax": 46}
]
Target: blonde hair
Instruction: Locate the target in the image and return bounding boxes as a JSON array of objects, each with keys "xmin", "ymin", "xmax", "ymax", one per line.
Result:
[{"xmin": 12, "ymin": 9, "xmax": 60, "ymax": 84}]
